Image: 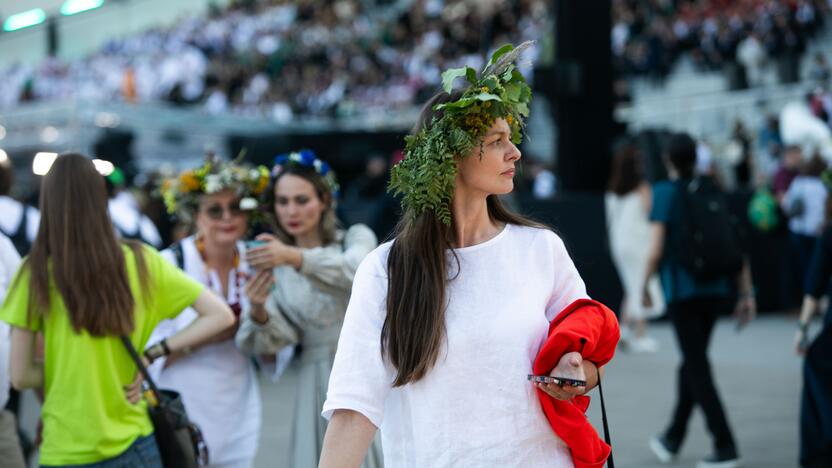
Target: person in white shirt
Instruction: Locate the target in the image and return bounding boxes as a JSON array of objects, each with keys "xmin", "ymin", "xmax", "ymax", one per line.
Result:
[
  {"xmin": 783, "ymin": 154, "xmax": 829, "ymax": 307},
  {"xmin": 319, "ymin": 45, "xmax": 614, "ymax": 467},
  {"xmin": 0, "ymin": 161, "xmax": 40, "ymax": 256},
  {"xmin": 105, "ymin": 168, "xmax": 162, "ymax": 248},
  {"xmin": 0, "ymin": 233, "xmax": 27, "ymax": 468}
]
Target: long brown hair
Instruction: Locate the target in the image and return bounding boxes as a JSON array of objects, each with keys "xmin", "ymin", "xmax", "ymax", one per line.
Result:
[
  {"xmin": 608, "ymin": 141, "xmax": 643, "ymax": 195},
  {"xmin": 263, "ymin": 164, "xmax": 339, "ymax": 246},
  {"xmin": 21, "ymin": 153, "xmax": 148, "ymax": 336},
  {"xmin": 382, "ymin": 92, "xmax": 544, "ymax": 387}
]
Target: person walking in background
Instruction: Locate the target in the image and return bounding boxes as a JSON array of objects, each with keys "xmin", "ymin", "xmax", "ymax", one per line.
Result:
[
  {"xmin": 606, "ymin": 141, "xmax": 664, "ymax": 353},
  {"xmin": 237, "ymin": 150, "xmax": 380, "ymax": 468},
  {"xmin": 795, "ymin": 185, "xmax": 832, "ymax": 468},
  {"xmin": 0, "ymin": 153, "xmax": 234, "ymax": 468},
  {"xmin": 783, "ymin": 154, "xmax": 828, "ymax": 308},
  {"xmin": 150, "ymin": 156, "xmax": 271, "ymax": 468},
  {"xmin": 0, "ymin": 232, "xmax": 25, "ymax": 468},
  {"xmin": 773, "ymin": 145, "xmax": 804, "ymax": 203},
  {"xmin": 645, "ymin": 134, "xmax": 756, "ymax": 468}
]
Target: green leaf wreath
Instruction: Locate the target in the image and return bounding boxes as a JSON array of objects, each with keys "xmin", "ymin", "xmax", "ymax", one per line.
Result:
[{"xmin": 388, "ymin": 41, "xmax": 534, "ymax": 225}]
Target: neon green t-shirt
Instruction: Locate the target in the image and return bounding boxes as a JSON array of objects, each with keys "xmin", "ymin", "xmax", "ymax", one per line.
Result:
[{"xmin": 0, "ymin": 244, "xmax": 204, "ymax": 465}]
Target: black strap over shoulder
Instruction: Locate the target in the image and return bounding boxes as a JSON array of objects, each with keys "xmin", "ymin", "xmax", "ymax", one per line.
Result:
[
  {"xmin": 120, "ymin": 336, "xmax": 162, "ymax": 401},
  {"xmin": 169, "ymin": 241, "xmax": 185, "ymax": 270},
  {"xmin": 597, "ymin": 366, "xmax": 614, "ymax": 468},
  {"xmin": 1, "ymin": 204, "xmax": 31, "ymax": 256}
]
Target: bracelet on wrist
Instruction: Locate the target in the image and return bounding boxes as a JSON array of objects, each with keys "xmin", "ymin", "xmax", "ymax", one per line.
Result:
[
  {"xmin": 143, "ymin": 345, "xmax": 161, "ymax": 363},
  {"xmin": 143, "ymin": 340, "xmax": 170, "ymax": 363},
  {"xmin": 160, "ymin": 338, "xmax": 171, "ymax": 356}
]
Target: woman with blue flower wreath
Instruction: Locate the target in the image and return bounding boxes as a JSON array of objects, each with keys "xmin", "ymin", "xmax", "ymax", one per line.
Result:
[{"xmin": 236, "ymin": 150, "xmax": 381, "ymax": 467}]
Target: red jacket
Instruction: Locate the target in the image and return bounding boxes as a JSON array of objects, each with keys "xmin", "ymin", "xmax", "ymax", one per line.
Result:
[{"xmin": 533, "ymin": 299, "xmax": 620, "ymax": 468}]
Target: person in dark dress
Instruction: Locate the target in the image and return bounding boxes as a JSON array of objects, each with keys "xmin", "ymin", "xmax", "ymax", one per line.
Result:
[{"xmin": 796, "ymin": 218, "xmax": 832, "ymax": 467}]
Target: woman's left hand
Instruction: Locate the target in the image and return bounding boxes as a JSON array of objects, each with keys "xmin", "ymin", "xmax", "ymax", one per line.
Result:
[
  {"xmin": 535, "ymin": 351, "xmax": 588, "ymax": 401},
  {"xmin": 246, "ymin": 233, "xmax": 289, "ymax": 270}
]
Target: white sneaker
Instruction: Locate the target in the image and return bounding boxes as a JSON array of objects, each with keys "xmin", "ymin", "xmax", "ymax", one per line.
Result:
[
  {"xmin": 649, "ymin": 436, "xmax": 678, "ymax": 464},
  {"xmin": 630, "ymin": 336, "xmax": 659, "ymax": 353},
  {"xmin": 619, "ymin": 327, "xmax": 633, "ymax": 350}
]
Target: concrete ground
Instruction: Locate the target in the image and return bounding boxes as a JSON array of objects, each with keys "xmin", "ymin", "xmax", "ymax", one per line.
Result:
[
  {"xmin": 17, "ymin": 315, "xmax": 804, "ymax": 467},
  {"xmin": 254, "ymin": 314, "xmax": 804, "ymax": 468}
]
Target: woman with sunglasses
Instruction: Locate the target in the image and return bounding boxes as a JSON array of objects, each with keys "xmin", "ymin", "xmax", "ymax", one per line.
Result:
[
  {"xmin": 148, "ymin": 157, "xmax": 271, "ymax": 468},
  {"xmin": 236, "ymin": 150, "xmax": 381, "ymax": 467}
]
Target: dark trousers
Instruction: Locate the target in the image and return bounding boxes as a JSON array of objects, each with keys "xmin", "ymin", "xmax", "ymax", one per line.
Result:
[
  {"xmin": 789, "ymin": 232, "xmax": 819, "ymax": 307},
  {"xmin": 664, "ymin": 297, "xmax": 737, "ymax": 455},
  {"xmin": 801, "ymin": 318, "xmax": 832, "ymax": 467}
]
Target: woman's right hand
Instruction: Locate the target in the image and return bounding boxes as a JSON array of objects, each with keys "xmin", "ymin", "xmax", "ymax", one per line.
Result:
[
  {"xmin": 246, "ymin": 270, "xmax": 275, "ymax": 307},
  {"xmin": 795, "ymin": 328, "xmax": 810, "ymax": 356}
]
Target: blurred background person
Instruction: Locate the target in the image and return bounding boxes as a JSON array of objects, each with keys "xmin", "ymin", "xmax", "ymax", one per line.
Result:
[
  {"xmin": 106, "ymin": 167, "xmax": 162, "ymax": 248},
  {"xmin": 0, "ymin": 159, "xmax": 40, "ymax": 257},
  {"xmin": 645, "ymin": 133, "xmax": 755, "ymax": 468},
  {"xmin": 0, "ymin": 232, "xmax": 24, "ymax": 468},
  {"xmin": 0, "ymin": 156, "xmax": 38, "ymax": 462},
  {"xmin": 238, "ymin": 150, "xmax": 380, "ymax": 468},
  {"xmin": 795, "ymin": 183, "xmax": 832, "ymax": 468},
  {"xmin": 605, "ymin": 141, "xmax": 663, "ymax": 353},
  {"xmin": 774, "ymin": 145, "xmax": 805, "ymax": 204},
  {"xmin": 783, "ymin": 153, "xmax": 829, "ymax": 309}
]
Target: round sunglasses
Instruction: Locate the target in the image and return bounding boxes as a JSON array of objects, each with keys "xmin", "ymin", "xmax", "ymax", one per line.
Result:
[{"xmin": 200, "ymin": 202, "xmax": 245, "ymax": 220}]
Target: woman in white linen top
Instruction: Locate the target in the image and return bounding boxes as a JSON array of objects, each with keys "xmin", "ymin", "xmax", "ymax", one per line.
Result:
[{"xmin": 319, "ymin": 95, "xmax": 608, "ymax": 468}]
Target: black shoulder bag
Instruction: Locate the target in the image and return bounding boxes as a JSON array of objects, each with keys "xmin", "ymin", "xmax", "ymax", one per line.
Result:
[{"xmin": 121, "ymin": 337, "xmax": 209, "ymax": 468}]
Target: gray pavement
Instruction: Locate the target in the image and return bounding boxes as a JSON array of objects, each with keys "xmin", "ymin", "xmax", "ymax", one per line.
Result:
[
  {"xmin": 16, "ymin": 315, "xmax": 804, "ymax": 467},
  {"xmin": 255, "ymin": 315, "xmax": 803, "ymax": 468}
]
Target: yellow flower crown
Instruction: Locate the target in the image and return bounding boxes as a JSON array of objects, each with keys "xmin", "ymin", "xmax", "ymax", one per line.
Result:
[{"xmin": 160, "ymin": 155, "xmax": 270, "ymax": 223}]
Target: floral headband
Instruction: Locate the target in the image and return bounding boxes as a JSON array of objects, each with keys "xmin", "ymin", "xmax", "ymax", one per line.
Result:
[
  {"xmin": 388, "ymin": 41, "xmax": 534, "ymax": 225},
  {"xmin": 271, "ymin": 149, "xmax": 340, "ymax": 198},
  {"xmin": 160, "ymin": 155, "xmax": 270, "ymax": 223}
]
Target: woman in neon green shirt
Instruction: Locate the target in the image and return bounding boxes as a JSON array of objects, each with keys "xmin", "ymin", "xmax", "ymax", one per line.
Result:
[{"xmin": 0, "ymin": 153, "xmax": 235, "ymax": 467}]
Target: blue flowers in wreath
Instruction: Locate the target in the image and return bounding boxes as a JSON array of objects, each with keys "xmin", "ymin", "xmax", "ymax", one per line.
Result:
[{"xmin": 271, "ymin": 149, "xmax": 340, "ymax": 199}]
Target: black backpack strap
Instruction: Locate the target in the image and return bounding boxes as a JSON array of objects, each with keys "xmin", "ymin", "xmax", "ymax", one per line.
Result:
[
  {"xmin": 3, "ymin": 204, "xmax": 31, "ymax": 256},
  {"xmin": 170, "ymin": 241, "xmax": 185, "ymax": 270}
]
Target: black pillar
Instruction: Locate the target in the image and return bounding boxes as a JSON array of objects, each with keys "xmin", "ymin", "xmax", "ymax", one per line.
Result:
[
  {"xmin": 554, "ymin": 0, "xmax": 614, "ymax": 191},
  {"xmin": 47, "ymin": 18, "xmax": 58, "ymax": 56}
]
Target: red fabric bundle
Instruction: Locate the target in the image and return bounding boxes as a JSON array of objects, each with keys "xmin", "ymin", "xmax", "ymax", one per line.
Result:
[{"xmin": 533, "ymin": 299, "xmax": 620, "ymax": 468}]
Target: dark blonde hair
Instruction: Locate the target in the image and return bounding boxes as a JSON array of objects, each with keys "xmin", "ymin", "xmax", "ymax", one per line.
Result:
[
  {"xmin": 263, "ymin": 165, "xmax": 339, "ymax": 246},
  {"xmin": 20, "ymin": 153, "xmax": 148, "ymax": 336}
]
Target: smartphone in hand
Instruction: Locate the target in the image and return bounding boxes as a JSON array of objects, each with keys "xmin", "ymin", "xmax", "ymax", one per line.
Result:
[
  {"xmin": 245, "ymin": 240, "xmax": 267, "ymax": 271},
  {"xmin": 246, "ymin": 239, "xmax": 267, "ymax": 251},
  {"xmin": 527, "ymin": 374, "xmax": 587, "ymax": 387}
]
